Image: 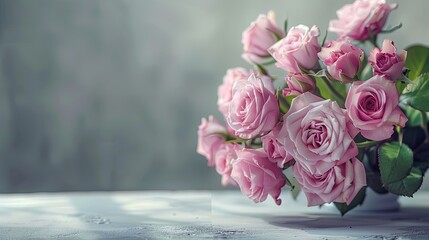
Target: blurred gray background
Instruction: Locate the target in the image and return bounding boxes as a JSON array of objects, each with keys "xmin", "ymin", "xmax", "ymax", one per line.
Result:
[{"xmin": 0, "ymin": 0, "xmax": 428, "ymax": 192}]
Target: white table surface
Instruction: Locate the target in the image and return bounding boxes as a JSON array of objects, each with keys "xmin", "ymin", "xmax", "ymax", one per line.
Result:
[{"xmin": 0, "ymin": 190, "xmax": 428, "ymax": 239}]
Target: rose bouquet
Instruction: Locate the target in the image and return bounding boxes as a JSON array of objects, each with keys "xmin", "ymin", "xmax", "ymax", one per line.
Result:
[{"xmin": 197, "ymin": 0, "xmax": 429, "ymax": 215}]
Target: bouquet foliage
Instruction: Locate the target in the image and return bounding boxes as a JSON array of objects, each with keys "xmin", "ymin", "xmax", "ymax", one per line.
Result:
[{"xmin": 197, "ymin": 0, "xmax": 429, "ymax": 215}]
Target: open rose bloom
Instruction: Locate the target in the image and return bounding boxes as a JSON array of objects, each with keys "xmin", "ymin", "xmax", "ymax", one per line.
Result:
[
  {"xmin": 268, "ymin": 24, "xmax": 320, "ymax": 73},
  {"xmin": 329, "ymin": 0, "xmax": 397, "ymax": 41},
  {"xmin": 198, "ymin": 0, "xmax": 429, "ymax": 216}
]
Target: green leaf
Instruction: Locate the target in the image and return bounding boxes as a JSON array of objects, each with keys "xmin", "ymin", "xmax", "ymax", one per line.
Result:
[
  {"xmin": 396, "ymin": 81, "xmax": 407, "ymax": 94},
  {"xmin": 255, "ymin": 63, "xmax": 269, "ymax": 76},
  {"xmin": 365, "ymin": 145, "xmax": 379, "ymax": 171},
  {"xmin": 405, "ymin": 45, "xmax": 429, "ymax": 80},
  {"xmin": 276, "ymin": 88, "xmax": 290, "ymax": 114},
  {"xmin": 379, "ymin": 142, "xmax": 413, "ymax": 185},
  {"xmin": 283, "ymin": 168, "xmax": 300, "ymax": 200},
  {"xmin": 321, "ymin": 30, "xmax": 328, "ymax": 47},
  {"xmin": 402, "ymin": 126, "xmax": 426, "ymax": 149},
  {"xmin": 416, "ymin": 144, "xmax": 429, "ymax": 162},
  {"xmin": 315, "ymin": 77, "xmax": 346, "ymax": 106},
  {"xmin": 401, "ymin": 104, "xmax": 429, "ymax": 127},
  {"xmin": 283, "ymin": 19, "xmax": 288, "ymax": 34},
  {"xmin": 363, "ymin": 146, "xmax": 388, "ymax": 194},
  {"xmin": 401, "ymin": 73, "xmax": 429, "ymax": 111},
  {"xmin": 359, "ymin": 62, "xmax": 373, "ymax": 81},
  {"xmin": 284, "ymin": 95, "xmax": 295, "ymax": 104},
  {"xmin": 289, "ymin": 177, "xmax": 301, "ymax": 200},
  {"xmin": 357, "ymin": 147, "xmax": 365, "ymax": 162},
  {"xmin": 334, "ymin": 187, "xmax": 366, "ymax": 216},
  {"xmin": 367, "ymin": 171, "xmax": 389, "ymax": 194},
  {"xmin": 269, "ymin": 29, "xmax": 283, "ymax": 42},
  {"xmin": 414, "ymin": 146, "xmax": 429, "ymax": 173},
  {"xmin": 385, "ymin": 167, "xmax": 423, "ymax": 197}
]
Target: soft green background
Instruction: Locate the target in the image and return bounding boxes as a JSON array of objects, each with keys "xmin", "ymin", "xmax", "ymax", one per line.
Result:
[{"xmin": 0, "ymin": 0, "xmax": 428, "ymax": 192}]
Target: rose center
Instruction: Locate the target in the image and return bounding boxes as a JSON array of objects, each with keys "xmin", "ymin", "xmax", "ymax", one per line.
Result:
[
  {"xmin": 330, "ymin": 51, "xmax": 343, "ymax": 63},
  {"xmin": 303, "ymin": 121, "xmax": 327, "ymax": 149},
  {"xmin": 324, "ymin": 51, "xmax": 342, "ymax": 66},
  {"xmin": 360, "ymin": 94, "xmax": 379, "ymax": 113},
  {"xmin": 238, "ymin": 97, "xmax": 252, "ymax": 121},
  {"xmin": 377, "ymin": 54, "xmax": 390, "ymax": 65},
  {"xmin": 376, "ymin": 53, "xmax": 400, "ymax": 69}
]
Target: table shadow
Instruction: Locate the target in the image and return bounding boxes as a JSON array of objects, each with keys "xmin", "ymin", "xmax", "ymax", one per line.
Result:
[{"xmin": 264, "ymin": 207, "xmax": 429, "ymax": 239}]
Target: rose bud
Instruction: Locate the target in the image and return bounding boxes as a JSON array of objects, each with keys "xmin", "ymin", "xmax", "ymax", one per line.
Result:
[
  {"xmin": 368, "ymin": 39, "xmax": 407, "ymax": 80},
  {"xmin": 242, "ymin": 11, "xmax": 285, "ymax": 65},
  {"xmin": 197, "ymin": 116, "xmax": 227, "ymax": 167},
  {"xmin": 214, "ymin": 143, "xmax": 241, "ymax": 186},
  {"xmin": 282, "ymin": 73, "xmax": 316, "ymax": 96},
  {"xmin": 318, "ymin": 40, "xmax": 364, "ymax": 82}
]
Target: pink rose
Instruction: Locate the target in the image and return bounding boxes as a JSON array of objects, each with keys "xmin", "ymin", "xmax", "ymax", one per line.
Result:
[
  {"xmin": 294, "ymin": 158, "xmax": 367, "ymax": 206},
  {"xmin": 217, "ymin": 68, "xmax": 250, "ymax": 117},
  {"xmin": 318, "ymin": 40, "xmax": 364, "ymax": 82},
  {"xmin": 214, "ymin": 143, "xmax": 240, "ymax": 186},
  {"xmin": 227, "ymin": 74, "xmax": 279, "ymax": 139},
  {"xmin": 278, "ymin": 92, "xmax": 359, "ymax": 175},
  {"xmin": 231, "ymin": 148, "xmax": 286, "ymax": 205},
  {"xmin": 329, "ymin": 0, "xmax": 397, "ymax": 41},
  {"xmin": 368, "ymin": 39, "xmax": 407, "ymax": 80},
  {"xmin": 282, "ymin": 73, "xmax": 316, "ymax": 96},
  {"xmin": 345, "ymin": 75, "xmax": 407, "ymax": 141},
  {"xmin": 242, "ymin": 11, "xmax": 285, "ymax": 64},
  {"xmin": 196, "ymin": 116, "xmax": 227, "ymax": 166},
  {"xmin": 268, "ymin": 25, "xmax": 320, "ymax": 73},
  {"xmin": 261, "ymin": 123, "xmax": 293, "ymax": 168}
]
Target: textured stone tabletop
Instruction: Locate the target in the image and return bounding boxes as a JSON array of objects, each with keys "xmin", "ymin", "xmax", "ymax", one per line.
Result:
[{"xmin": 0, "ymin": 190, "xmax": 428, "ymax": 239}]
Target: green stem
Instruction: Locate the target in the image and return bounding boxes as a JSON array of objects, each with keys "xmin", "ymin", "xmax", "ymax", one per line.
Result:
[
  {"xmin": 380, "ymin": 23, "xmax": 402, "ymax": 34},
  {"xmin": 421, "ymin": 110, "xmax": 428, "ymax": 140},
  {"xmin": 250, "ymin": 143, "xmax": 262, "ymax": 148},
  {"xmin": 225, "ymin": 138, "xmax": 248, "ymax": 144},
  {"xmin": 277, "ymin": 88, "xmax": 290, "ymax": 114},
  {"xmin": 356, "ymin": 141, "xmax": 378, "ymax": 148},
  {"xmin": 321, "ymin": 77, "xmax": 345, "ymax": 106},
  {"xmin": 255, "ymin": 63, "xmax": 277, "ymax": 80},
  {"xmin": 279, "ymin": 96, "xmax": 290, "ymax": 113},
  {"xmin": 369, "ymin": 35, "xmax": 379, "ymax": 49},
  {"xmin": 262, "ymin": 59, "xmax": 276, "ymax": 66},
  {"xmin": 396, "ymin": 126, "xmax": 403, "ymax": 144},
  {"xmin": 415, "ymin": 111, "xmax": 429, "ymax": 154}
]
